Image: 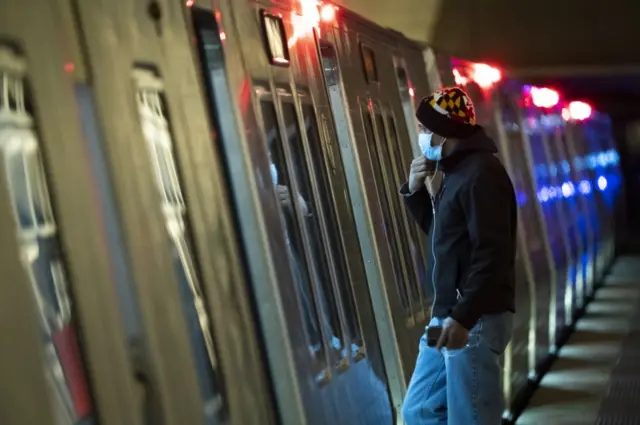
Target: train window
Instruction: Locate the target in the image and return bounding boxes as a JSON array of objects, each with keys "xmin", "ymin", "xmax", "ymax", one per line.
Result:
[
  {"xmin": 360, "ymin": 107, "xmax": 411, "ymax": 311},
  {"xmin": 372, "ymin": 113, "xmax": 421, "ymax": 304},
  {"xmin": 132, "ymin": 69, "xmax": 227, "ymax": 423},
  {"xmin": 385, "ymin": 114, "xmax": 428, "ymax": 298},
  {"xmin": 261, "ymin": 11, "xmax": 290, "ymax": 66},
  {"xmin": 0, "ymin": 49, "xmax": 96, "ymax": 425},
  {"xmin": 280, "ymin": 101, "xmax": 346, "ymax": 357},
  {"xmin": 300, "ymin": 104, "xmax": 364, "ymax": 354},
  {"xmin": 360, "ymin": 43, "xmax": 378, "ymax": 83},
  {"xmin": 394, "ymin": 63, "xmax": 419, "ymax": 154},
  {"xmin": 259, "ymin": 98, "xmax": 329, "ymax": 369}
]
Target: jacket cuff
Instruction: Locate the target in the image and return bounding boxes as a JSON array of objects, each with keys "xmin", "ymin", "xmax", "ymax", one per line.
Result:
[
  {"xmin": 399, "ymin": 182, "xmax": 425, "ymax": 197},
  {"xmin": 449, "ymin": 303, "xmax": 481, "ymax": 331}
]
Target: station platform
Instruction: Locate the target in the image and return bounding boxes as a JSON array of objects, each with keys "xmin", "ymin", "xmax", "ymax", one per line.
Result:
[{"xmin": 516, "ymin": 254, "xmax": 640, "ymax": 425}]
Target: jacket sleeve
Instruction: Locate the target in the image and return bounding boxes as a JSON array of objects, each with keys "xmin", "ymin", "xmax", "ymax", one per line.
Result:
[
  {"xmin": 399, "ymin": 182, "xmax": 433, "ymax": 234},
  {"xmin": 450, "ymin": 166, "xmax": 516, "ymax": 330}
]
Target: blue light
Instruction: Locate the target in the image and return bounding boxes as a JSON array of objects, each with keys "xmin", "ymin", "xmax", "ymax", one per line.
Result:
[
  {"xmin": 611, "ymin": 150, "xmax": 620, "ymax": 165},
  {"xmin": 578, "ymin": 180, "xmax": 592, "ymax": 195},
  {"xmin": 537, "ymin": 186, "xmax": 550, "ymax": 203},
  {"xmin": 561, "ymin": 182, "xmax": 575, "ymax": 198},
  {"xmin": 587, "ymin": 155, "xmax": 597, "ymax": 170},
  {"xmin": 597, "ymin": 176, "xmax": 608, "ymax": 191},
  {"xmin": 597, "ymin": 152, "xmax": 608, "ymax": 167},
  {"xmin": 516, "ymin": 191, "xmax": 527, "ymax": 206},
  {"xmin": 561, "ymin": 160, "xmax": 571, "ymax": 173}
]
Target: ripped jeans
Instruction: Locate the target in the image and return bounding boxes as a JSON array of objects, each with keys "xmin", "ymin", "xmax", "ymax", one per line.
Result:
[{"xmin": 401, "ymin": 312, "xmax": 513, "ymax": 425}]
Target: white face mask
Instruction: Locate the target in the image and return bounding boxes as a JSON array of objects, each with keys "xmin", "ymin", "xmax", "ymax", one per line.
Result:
[
  {"xmin": 270, "ymin": 163, "xmax": 278, "ymax": 185},
  {"xmin": 418, "ymin": 132, "xmax": 432, "ymax": 155}
]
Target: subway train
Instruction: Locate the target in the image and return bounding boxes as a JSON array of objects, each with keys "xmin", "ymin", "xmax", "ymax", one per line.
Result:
[{"xmin": 0, "ymin": 0, "xmax": 624, "ymax": 425}]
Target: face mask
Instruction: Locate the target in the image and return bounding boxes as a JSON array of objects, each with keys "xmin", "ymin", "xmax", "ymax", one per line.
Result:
[
  {"xmin": 270, "ymin": 163, "xmax": 278, "ymax": 185},
  {"xmin": 418, "ymin": 133, "xmax": 446, "ymax": 161}
]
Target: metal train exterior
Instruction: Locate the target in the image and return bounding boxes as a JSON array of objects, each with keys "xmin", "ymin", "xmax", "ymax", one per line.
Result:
[{"xmin": 0, "ymin": 1, "xmax": 622, "ymax": 425}]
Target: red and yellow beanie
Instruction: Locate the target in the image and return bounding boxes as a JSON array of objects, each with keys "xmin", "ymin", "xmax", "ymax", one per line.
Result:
[{"xmin": 416, "ymin": 87, "xmax": 477, "ymax": 139}]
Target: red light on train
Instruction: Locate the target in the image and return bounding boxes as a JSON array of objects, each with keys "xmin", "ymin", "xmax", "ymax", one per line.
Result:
[
  {"xmin": 568, "ymin": 101, "xmax": 592, "ymax": 121},
  {"xmin": 471, "ymin": 63, "xmax": 501, "ymax": 88},
  {"xmin": 408, "ymin": 87, "xmax": 415, "ymax": 97},
  {"xmin": 530, "ymin": 86, "xmax": 559, "ymax": 108},
  {"xmin": 452, "ymin": 68, "xmax": 469, "ymax": 86},
  {"xmin": 186, "ymin": 0, "xmax": 194, "ymax": 7},
  {"xmin": 320, "ymin": 4, "xmax": 336, "ymax": 22}
]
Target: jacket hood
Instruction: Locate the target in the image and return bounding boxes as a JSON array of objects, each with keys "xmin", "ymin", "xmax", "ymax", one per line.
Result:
[{"xmin": 439, "ymin": 126, "xmax": 498, "ymax": 171}]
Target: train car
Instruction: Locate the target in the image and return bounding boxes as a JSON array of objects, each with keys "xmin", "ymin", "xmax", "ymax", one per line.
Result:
[{"xmin": 0, "ymin": 0, "xmax": 624, "ymax": 425}]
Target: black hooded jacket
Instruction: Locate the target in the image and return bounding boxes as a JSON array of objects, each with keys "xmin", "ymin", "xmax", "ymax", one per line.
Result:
[{"xmin": 400, "ymin": 127, "xmax": 517, "ymax": 330}]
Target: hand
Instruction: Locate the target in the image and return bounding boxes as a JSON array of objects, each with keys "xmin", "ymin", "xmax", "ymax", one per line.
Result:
[
  {"xmin": 276, "ymin": 185, "xmax": 309, "ymax": 216},
  {"xmin": 436, "ymin": 317, "xmax": 469, "ymax": 351},
  {"xmin": 408, "ymin": 156, "xmax": 436, "ymax": 193}
]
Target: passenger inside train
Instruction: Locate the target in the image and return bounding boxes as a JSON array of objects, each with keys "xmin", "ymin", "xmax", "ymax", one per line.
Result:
[{"xmin": 0, "ymin": 1, "xmax": 637, "ymax": 425}]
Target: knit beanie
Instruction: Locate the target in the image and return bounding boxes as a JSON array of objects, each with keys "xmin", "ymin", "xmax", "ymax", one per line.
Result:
[{"xmin": 416, "ymin": 87, "xmax": 477, "ymax": 139}]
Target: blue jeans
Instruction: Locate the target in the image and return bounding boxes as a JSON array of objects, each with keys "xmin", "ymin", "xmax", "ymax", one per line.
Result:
[{"xmin": 401, "ymin": 312, "xmax": 513, "ymax": 425}]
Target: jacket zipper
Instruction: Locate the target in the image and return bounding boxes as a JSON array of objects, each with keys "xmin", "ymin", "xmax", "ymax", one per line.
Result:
[{"xmin": 430, "ymin": 176, "xmax": 446, "ymax": 318}]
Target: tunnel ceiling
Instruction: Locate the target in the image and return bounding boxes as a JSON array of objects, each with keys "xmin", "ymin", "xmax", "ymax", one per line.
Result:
[{"xmin": 335, "ymin": 0, "xmax": 640, "ymax": 78}]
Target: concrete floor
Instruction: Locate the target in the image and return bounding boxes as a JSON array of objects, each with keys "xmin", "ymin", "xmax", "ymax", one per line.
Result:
[{"xmin": 517, "ymin": 258, "xmax": 640, "ymax": 425}]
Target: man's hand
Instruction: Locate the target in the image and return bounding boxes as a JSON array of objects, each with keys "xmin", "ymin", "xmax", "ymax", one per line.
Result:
[
  {"xmin": 436, "ymin": 317, "xmax": 469, "ymax": 351},
  {"xmin": 408, "ymin": 156, "xmax": 436, "ymax": 193}
]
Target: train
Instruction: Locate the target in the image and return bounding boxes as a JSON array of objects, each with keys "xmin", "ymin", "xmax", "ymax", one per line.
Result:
[{"xmin": 0, "ymin": 0, "xmax": 624, "ymax": 424}]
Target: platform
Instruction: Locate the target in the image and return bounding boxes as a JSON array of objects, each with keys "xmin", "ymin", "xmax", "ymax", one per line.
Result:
[{"xmin": 516, "ymin": 255, "xmax": 640, "ymax": 425}]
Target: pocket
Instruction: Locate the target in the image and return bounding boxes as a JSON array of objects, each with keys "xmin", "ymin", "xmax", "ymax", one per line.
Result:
[{"xmin": 481, "ymin": 312, "xmax": 514, "ymax": 355}]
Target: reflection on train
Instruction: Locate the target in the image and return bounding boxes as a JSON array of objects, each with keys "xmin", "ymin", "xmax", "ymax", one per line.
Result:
[{"xmin": 0, "ymin": 1, "xmax": 624, "ymax": 425}]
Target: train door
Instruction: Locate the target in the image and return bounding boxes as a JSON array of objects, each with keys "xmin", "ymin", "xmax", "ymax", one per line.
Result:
[
  {"xmin": 506, "ymin": 89, "xmax": 557, "ymax": 362},
  {"xmin": 572, "ymin": 122, "xmax": 606, "ymax": 282},
  {"xmin": 567, "ymin": 122, "xmax": 602, "ymax": 291},
  {"xmin": 489, "ymin": 88, "xmax": 540, "ymax": 415},
  {"xmin": 543, "ymin": 117, "xmax": 582, "ymax": 320},
  {"xmin": 0, "ymin": 3, "xmax": 141, "ymax": 424},
  {"xmin": 585, "ymin": 115, "xmax": 618, "ymax": 268},
  {"xmin": 70, "ymin": 1, "xmax": 276, "ymax": 424},
  {"xmin": 551, "ymin": 122, "xmax": 590, "ymax": 310},
  {"xmin": 316, "ymin": 24, "xmax": 416, "ymax": 416},
  {"xmin": 383, "ymin": 106, "xmax": 430, "ymax": 290},
  {"xmin": 191, "ymin": 2, "xmax": 396, "ymax": 424},
  {"xmin": 392, "ymin": 57, "xmax": 430, "ymax": 278},
  {"xmin": 323, "ymin": 26, "xmax": 429, "ymax": 389},
  {"xmin": 521, "ymin": 103, "xmax": 570, "ymax": 349},
  {"xmin": 562, "ymin": 123, "xmax": 597, "ymax": 296}
]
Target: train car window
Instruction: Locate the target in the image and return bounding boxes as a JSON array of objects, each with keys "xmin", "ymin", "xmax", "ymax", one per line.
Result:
[
  {"xmin": 385, "ymin": 114, "xmax": 428, "ymax": 299},
  {"xmin": 259, "ymin": 99, "xmax": 330, "ymax": 369},
  {"xmin": 301, "ymin": 104, "xmax": 364, "ymax": 354},
  {"xmin": 280, "ymin": 102, "xmax": 346, "ymax": 356},
  {"xmin": 499, "ymin": 93, "xmax": 544, "ymax": 254},
  {"xmin": 0, "ymin": 50, "xmax": 96, "ymax": 425},
  {"xmin": 360, "ymin": 107, "xmax": 411, "ymax": 311},
  {"xmin": 260, "ymin": 10, "xmax": 290, "ymax": 66},
  {"xmin": 132, "ymin": 69, "xmax": 227, "ymax": 423},
  {"xmin": 394, "ymin": 64, "xmax": 419, "ymax": 152},
  {"xmin": 360, "ymin": 43, "xmax": 378, "ymax": 83},
  {"xmin": 373, "ymin": 113, "xmax": 420, "ymax": 304}
]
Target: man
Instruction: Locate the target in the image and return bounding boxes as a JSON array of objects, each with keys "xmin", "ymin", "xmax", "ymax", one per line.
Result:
[{"xmin": 400, "ymin": 87, "xmax": 517, "ymax": 425}]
